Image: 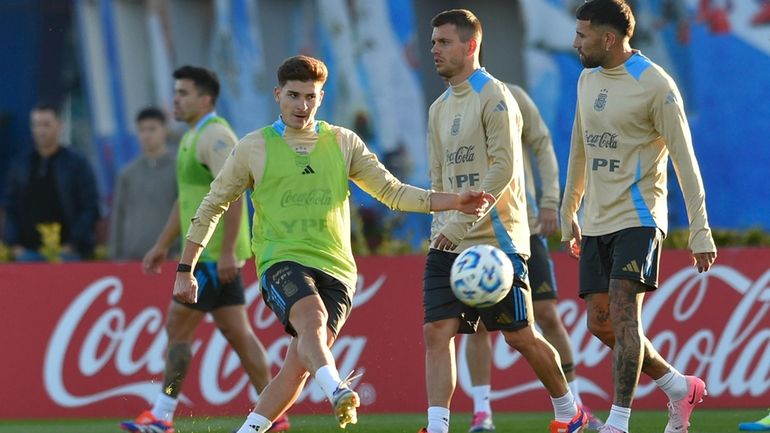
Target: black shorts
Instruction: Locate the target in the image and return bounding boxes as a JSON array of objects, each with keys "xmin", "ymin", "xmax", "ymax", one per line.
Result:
[
  {"xmin": 174, "ymin": 262, "xmax": 246, "ymax": 312},
  {"xmin": 528, "ymin": 235, "xmax": 558, "ymax": 301},
  {"xmin": 579, "ymin": 227, "xmax": 663, "ymax": 298},
  {"xmin": 423, "ymin": 248, "xmax": 533, "ymax": 333},
  {"xmin": 260, "ymin": 261, "xmax": 353, "ymax": 338}
]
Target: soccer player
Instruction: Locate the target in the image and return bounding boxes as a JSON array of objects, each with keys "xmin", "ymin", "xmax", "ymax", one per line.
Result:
[
  {"xmin": 740, "ymin": 410, "xmax": 770, "ymax": 431},
  {"xmin": 463, "ymin": 83, "xmax": 603, "ymax": 433},
  {"xmin": 120, "ymin": 66, "xmax": 286, "ymax": 433},
  {"xmin": 171, "ymin": 55, "xmax": 494, "ymax": 433},
  {"xmin": 562, "ymin": 1, "xmax": 717, "ymax": 432},
  {"xmin": 419, "ymin": 9, "xmax": 588, "ymax": 433}
]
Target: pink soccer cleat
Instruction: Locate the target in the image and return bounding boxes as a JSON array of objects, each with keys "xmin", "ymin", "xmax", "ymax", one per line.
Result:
[{"xmin": 664, "ymin": 376, "xmax": 707, "ymax": 433}]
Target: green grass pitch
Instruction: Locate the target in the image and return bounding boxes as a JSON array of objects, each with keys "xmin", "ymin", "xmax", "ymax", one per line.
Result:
[{"xmin": 0, "ymin": 409, "xmax": 761, "ymax": 433}]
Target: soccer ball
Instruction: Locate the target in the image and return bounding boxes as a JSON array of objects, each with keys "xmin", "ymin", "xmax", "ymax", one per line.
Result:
[{"xmin": 450, "ymin": 244, "xmax": 513, "ymax": 308}]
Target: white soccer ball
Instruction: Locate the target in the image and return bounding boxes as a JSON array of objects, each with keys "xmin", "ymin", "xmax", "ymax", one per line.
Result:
[{"xmin": 450, "ymin": 244, "xmax": 514, "ymax": 308}]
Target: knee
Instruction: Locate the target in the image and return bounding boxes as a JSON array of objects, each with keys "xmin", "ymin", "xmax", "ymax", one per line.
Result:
[
  {"xmin": 534, "ymin": 306, "xmax": 560, "ymax": 332},
  {"xmin": 422, "ymin": 321, "xmax": 455, "ymax": 350},
  {"xmin": 587, "ymin": 318, "xmax": 614, "ymax": 346},
  {"xmin": 503, "ymin": 327, "xmax": 534, "ymax": 351},
  {"xmin": 216, "ymin": 322, "xmax": 250, "ymax": 345},
  {"xmin": 165, "ymin": 321, "xmax": 192, "ymax": 343},
  {"xmin": 293, "ymin": 310, "xmax": 328, "ymax": 337}
]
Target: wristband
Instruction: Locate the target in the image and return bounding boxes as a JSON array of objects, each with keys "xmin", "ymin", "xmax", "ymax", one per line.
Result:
[{"xmin": 176, "ymin": 263, "xmax": 193, "ymax": 273}]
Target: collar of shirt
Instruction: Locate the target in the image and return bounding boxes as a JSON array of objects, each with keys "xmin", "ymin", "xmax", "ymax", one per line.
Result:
[
  {"xmin": 193, "ymin": 111, "xmax": 217, "ymax": 132},
  {"xmin": 272, "ymin": 116, "xmax": 320, "ymax": 137}
]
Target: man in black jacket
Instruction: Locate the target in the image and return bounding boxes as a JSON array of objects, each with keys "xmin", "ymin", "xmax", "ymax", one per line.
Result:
[{"xmin": 2, "ymin": 102, "xmax": 99, "ymax": 260}]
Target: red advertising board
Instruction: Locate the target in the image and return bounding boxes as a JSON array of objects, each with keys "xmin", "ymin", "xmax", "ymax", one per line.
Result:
[{"xmin": 1, "ymin": 248, "xmax": 769, "ymax": 418}]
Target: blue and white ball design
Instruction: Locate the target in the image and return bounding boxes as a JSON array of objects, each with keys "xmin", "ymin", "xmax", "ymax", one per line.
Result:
[{"xmin": 450, "ymin": 244, "xmax": 513, "ymax": 308}]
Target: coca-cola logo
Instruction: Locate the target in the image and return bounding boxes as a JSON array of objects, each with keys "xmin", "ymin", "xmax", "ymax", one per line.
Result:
[
  {"xmin": 446, "ymin": 145, "xmax": 476, "ymax": 165},
  {"xmin": 456, "ymin": 265, "xmax": 770, "ymax": 401},
  {"xmin": 43, "ymin": 272, "xmax": 386, "ymax": 408},
  {"xmin": 280, "ymin": 189, "xmax": 332, "ymax": 207},
  {"xmin": 584, "ymin": 130, "xmax": 618, "ymax": 149}
]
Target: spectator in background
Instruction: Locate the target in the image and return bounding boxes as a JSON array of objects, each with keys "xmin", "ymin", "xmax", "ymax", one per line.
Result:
[
  {"xmin": 2, "ymin": 102, "xmax": 99, "ymax": 261},
  {"xmin": 108, "ymin": 107, "xmax": 177, "ymax": 260}
]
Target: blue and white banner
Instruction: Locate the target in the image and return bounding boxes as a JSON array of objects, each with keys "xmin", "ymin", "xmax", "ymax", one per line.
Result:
[{"xmin": 209, "ymin": 0, "xmax": 271, "ymax": 137}]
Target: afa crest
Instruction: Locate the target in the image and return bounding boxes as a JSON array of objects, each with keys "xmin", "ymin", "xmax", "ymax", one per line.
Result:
[
  {"xmin": 451, "ymin": 114, "xmax": 462, "ymax": 136},
  {"xmin": 594, "ymin": 89, "xmax": 608, "ymax": 111}
]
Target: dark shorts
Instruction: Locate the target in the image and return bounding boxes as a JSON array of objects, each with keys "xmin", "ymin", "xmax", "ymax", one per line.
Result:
[
  {"xmin": 260, "ymin": 261, "xmax": 353, "ymax": 338},
  {"xmin": 174, "ymin": 262, "xmax": 246, "ymax": 312},
  {"xmin": 423, "ymin": 248, "xmax": 533, "ymax": 333},
  {"xmin": 528, "ymin": 235, "xmax": 558, "ymax": 301},
  {"xmin": 579, "ymin": 227, "xmax": 663, "ymax": 298}
]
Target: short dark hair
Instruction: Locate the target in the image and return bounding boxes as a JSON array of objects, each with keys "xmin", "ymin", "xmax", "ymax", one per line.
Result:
[
  {"xmin": 136, "ymin": 106, "xmax": 166, "ymax": 124},
  {"xmin": 173, "ymin": 65, "xmax": 220, "ymax": 103},
  {"xmin": 431, "ymin": 9, "xmax": 482, "ymax": 43},
  {"xmin": 276, "ymin": 55, "xmax": 328, "ymax": 86},
  {"xmin": 576, "ymin": 0, "xmax": 636, "ymax": 39},
  {"xmin": 32, "ymin": 101, "xmax": 60, "ymax": 118}
]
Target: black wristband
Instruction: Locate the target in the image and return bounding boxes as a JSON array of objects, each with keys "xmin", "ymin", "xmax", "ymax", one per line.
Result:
[{"xmin": 176, "ymin": 263, "xmax": 193, "ymax": 273}]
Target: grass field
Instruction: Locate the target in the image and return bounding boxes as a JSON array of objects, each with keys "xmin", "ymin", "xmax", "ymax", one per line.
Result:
[{"xmin": 0, "ymin": 410, "xmax": 761, "ymax": 433}]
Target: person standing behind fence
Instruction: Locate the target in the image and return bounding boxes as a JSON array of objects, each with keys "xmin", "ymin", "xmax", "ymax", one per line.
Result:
[
  {"xmin": 2, "ymin": 102, "xmax": 99, "ymax": 261},
  {"xmin": 108, "ymin": 107, "xmax": 178, "ymax": 260}
]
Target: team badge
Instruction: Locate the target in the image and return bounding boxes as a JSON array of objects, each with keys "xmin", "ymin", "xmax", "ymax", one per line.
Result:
[
  {"xmin": 451, "ymin": 114, "xmax": 462, "ymax": 136},
  {"xmin": 594, "ymin": 88, "xmax": 608, "ymax": 111}
]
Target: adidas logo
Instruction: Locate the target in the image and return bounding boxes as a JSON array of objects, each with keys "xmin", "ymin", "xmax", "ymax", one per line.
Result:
[
  {"xmin": 301, "ymin": 165, "xmax": 315, "ymax": 175},
  {"xmin": 493, "ymin": 100, "xmax": 508, "ymax": 112},
  {"xmin": 622, "ymin": 260, "xmax": 641, "ymax": 273}
]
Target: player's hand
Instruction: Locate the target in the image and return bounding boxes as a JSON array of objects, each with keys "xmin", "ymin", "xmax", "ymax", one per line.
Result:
[
  {"xmin": 692, "ymin": 251, "xmax": 716, "ymax": 273},
  {"xmin": 433, "ymin": 233, "xmax": 457, "ymax": 251},
  {"xmin": 173, "ymin": 272, "xmax": 199, "ymax": 304},
  {"xmin": 457, "ymin": 190, "xmax": 496, "ymax": 216},
  {"xmin": 537, "ymin": 208, "xmax": 559, "ymax": 237},
  {"xmin": 563, "ymin": 219, "xmax": 582, "ymax": 259},
  {"xmin": 142, "ymin": 244, "xmax": 167, "ymax": 275},
  {"xmin": 217, "ymin": 253, "xmax": 238, "ymax": 284}
]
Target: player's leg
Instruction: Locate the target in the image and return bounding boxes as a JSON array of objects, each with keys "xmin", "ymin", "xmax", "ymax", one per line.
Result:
[
  {"xmin": 423, "ymin": 318, "xmax": 461, "ymax": 433},
  {"xmin": 422, "ymin": 249, "xmax": 475, "ymax": 433},
  {"xmin": 583, "ymin": 228, "xmax": 705, "ymax": 433},
  {"xmin": 260, "ymin": 262, "xmax": 359, "ymax": 428},
  {"xmin": 464, "ymin": 322, "xmax": 495, "ymax": 432},
  {"xmin": 526, "ymin": 235, "xmax": 602, "ymax": 430},
  {"xmin": 235, "ymin": 337, "xmax": 319, "ymax": 433},
  {"xmin": 528, "ymin": 235, "xmax": 584, "ymax": 400},
  {"xmin": 487, "ymin": 254, "xmax": 586, "ymax": 432},
  {"xmin": 211, "ymin": 305, "xmax": 272, "ymax": 392},
  {"xmin": 210, "ymin": 269, "xmax": 272, "ymax": 394},
  {"xmin": 120, "ymin": 300, "xmax": 205, "ymax": 432}
]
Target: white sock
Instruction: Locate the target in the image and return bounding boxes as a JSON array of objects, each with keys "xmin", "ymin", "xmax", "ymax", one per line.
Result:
[
  {"xmin": 606, "ymin": 404, "xmax": 631, "ymax": 432},
  {"xmin": 551, "ymin": 390, "xmax": 578, "ymax": 422},
  {"xmin": 315, "ymin": 365, "xmax": 343, "ymax": 402},
  {"xmin": 427, "ymin": 406, "xmax": 450, "ymax": 433},
  {"xmin": 236, "ymin": 412, "xmax": 272, "ymax": 433},
  {"xmin": 655, "ymin": 368, "xmax": 688, "ymax": 401},
  {"xmin": 568, "ymin": 379, "xmax": 583, "ymax": 406},
  {"xmin": 151, "ymin": 393, "xmax": 178, "ymax": 422},
  {"xmin": 470, "ymin": 384, "xmax": 492, "ymax": 414}
]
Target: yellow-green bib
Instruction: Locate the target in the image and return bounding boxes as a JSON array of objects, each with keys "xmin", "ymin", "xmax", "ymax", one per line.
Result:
[
  {"xmin": 176, "ymin": 115, "xmax": 250, "ymax": 262},
  {"xmin": 252, "ymin": 121, "xmax": 356, "ymax": 289}
]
